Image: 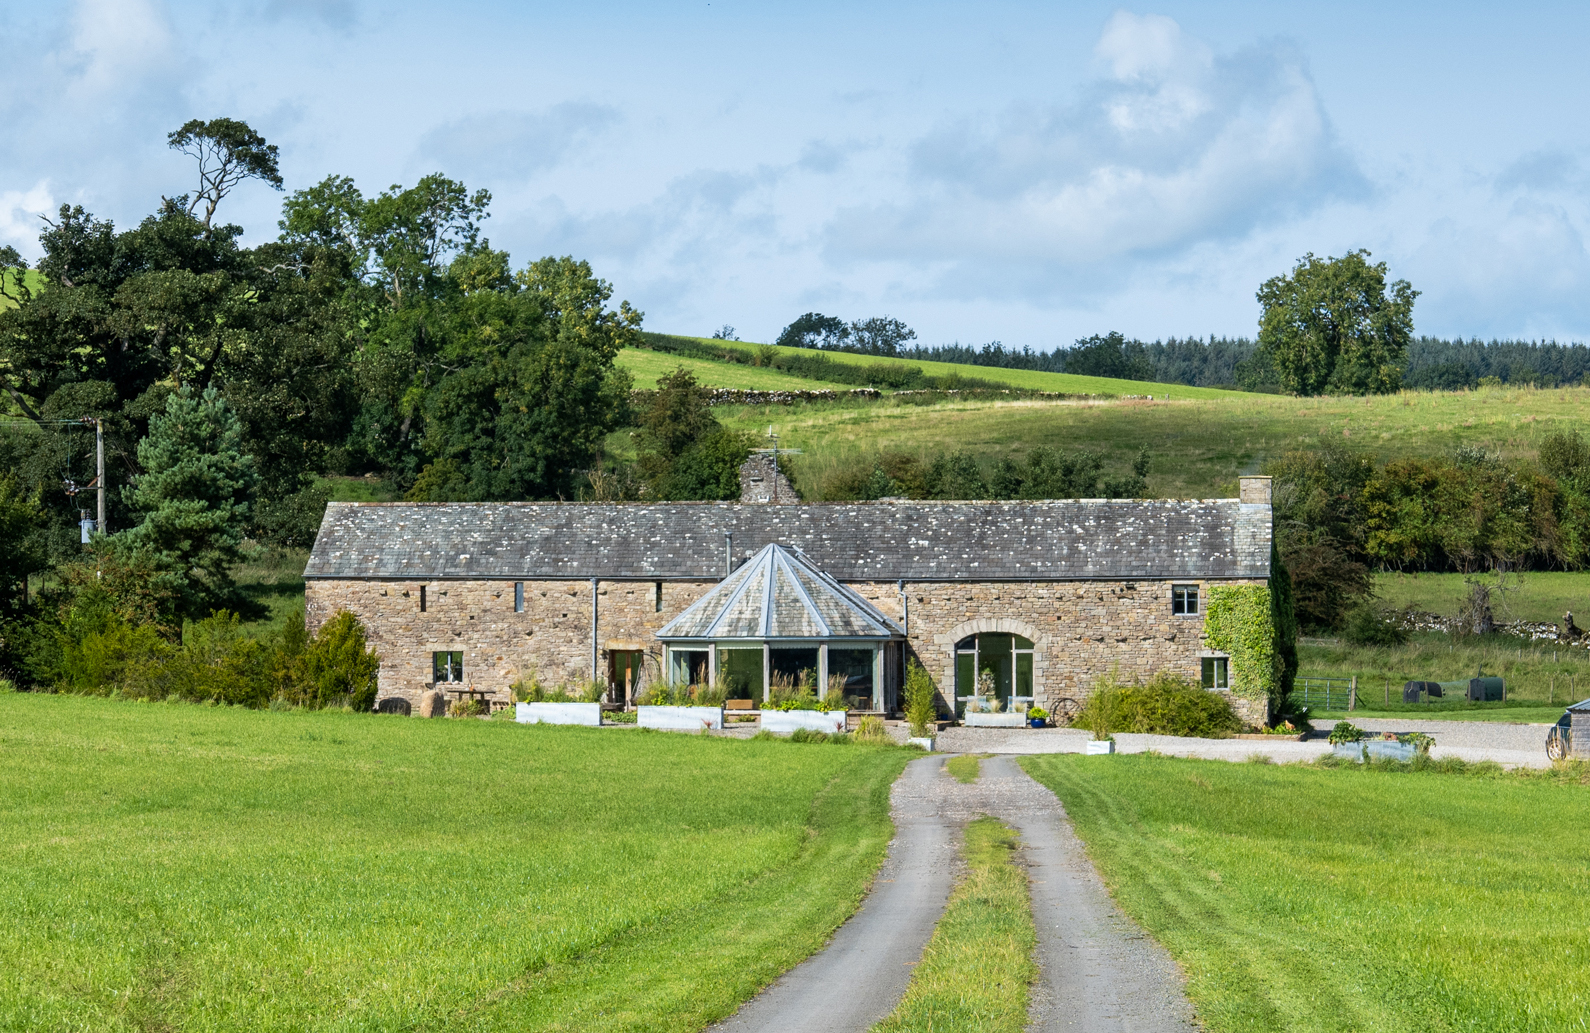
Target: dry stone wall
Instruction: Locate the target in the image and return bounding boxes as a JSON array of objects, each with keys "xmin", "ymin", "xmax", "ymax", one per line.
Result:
[{"xmin": 310, "ymin": 573, "xmax": 1266, "ymax": 721}]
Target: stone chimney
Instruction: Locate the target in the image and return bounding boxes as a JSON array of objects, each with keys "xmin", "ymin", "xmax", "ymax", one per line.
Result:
[
  {"xmin": 1238, "ymin": 475, "xmax": 1272, "ymax": 505},
  {"xmin": 739, "ymin": 453, "xmax": 796, "ymax": 504}
]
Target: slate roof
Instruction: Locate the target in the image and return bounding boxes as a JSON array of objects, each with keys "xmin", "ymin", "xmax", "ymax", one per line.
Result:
[
  {"xmin": 658, "ymin": 544, "xmax": 904, "ymax": 641},
  {"xmin": 304, "ymin": 499, "xmax": 1271, "ymax": 582}
]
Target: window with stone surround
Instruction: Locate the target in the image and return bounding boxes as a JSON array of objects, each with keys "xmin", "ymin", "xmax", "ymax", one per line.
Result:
[
  {"xmin": 1172, "ymin": 584, "xmax": 1199, "ymax": 615},
  {"xmin": 1201, "ymin": 655, "xmax": 1229, "ymax": 690},
  {"xmin": 654, "ymin": 581, "xmax": 663, "ymax": 612},
  {"xmin": 514, "ymin": 582, "xmax": 524, "ymax": 612},
  {"xmin": 433, "ymin": 651, "xmax": 464, "ymax": 683},
  {"xmin": 420, "ymin": 586, "xmax": 427, "ymax": 612}
]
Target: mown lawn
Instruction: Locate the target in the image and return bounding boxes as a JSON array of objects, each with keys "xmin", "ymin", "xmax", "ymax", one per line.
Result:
[
  {"xmin": 0, "ymin": 693, "xmax": 909, "ymax": 1032},
  {"xmin": 1022, "ymin": 754, "xmax": 1590, "ymax": 1032},
  {"xmin": 712, "ymin": 384, "xmax": 1590, "ymax": 500}
]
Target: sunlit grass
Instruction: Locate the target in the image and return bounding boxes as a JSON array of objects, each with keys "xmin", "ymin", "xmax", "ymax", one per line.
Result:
[
  {"xmin": 871, "ymin": 816, "xmax": 1035, "ymax": 1033},
  {"xmin": 1374, "ymin": 570, "xmax": 1590, "ymax": 624},
  {"xmin": 0, "ymin": 693, "xmax": 909, "ymax": 1032},
  {"xmin": 616, "ymin": 347, "xmax": 854, "ymax": 390},
  {"xmin": 714, "ymin": 384, "xmax": 1590, "ymax": 500},
  {"xmin": 1299, "ymin": 631, "xmax": 1590, "ymax": 707},
  {"xmin": 1022, "ymin": 753, "xmax": 1590, "ymax": 1032}
]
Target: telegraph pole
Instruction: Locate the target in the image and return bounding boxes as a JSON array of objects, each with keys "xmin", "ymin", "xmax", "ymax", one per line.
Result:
[{"xmin": 95, "ymin": 417, "xmax": 105, "ymax": 534}]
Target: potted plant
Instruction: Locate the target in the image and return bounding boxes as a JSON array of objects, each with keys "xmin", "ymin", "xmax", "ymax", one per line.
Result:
[
  {"xmin": 903, "ymin": 660, "xmax": 937, "ymax": 750},
  {"xmin": 761, "ymin": 672, "xmax": 847, "ymax": 734},
  {"xmin": 1085, "ymin": 699, "xmax": 1115, "ymax": 755},
  {"xmin": 636, "ymin": 681, "xmax": 726, "ymax": 731},
  {"xmin": 514, "ymin": 677, "xmax": 603, "ymax": 727},
  {"xmin": 1027, "ymin": 706, "xmax": 1048, "ymax": 729}
]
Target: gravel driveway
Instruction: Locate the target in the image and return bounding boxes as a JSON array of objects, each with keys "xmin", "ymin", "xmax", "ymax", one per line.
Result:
[
  {"xmin": 936, "ymin": 720, "xmax": 1554, "ymax": 768},
  {"xmin": 710, "ymin": 754, "xmax": 1198, "ymax": 1032}
]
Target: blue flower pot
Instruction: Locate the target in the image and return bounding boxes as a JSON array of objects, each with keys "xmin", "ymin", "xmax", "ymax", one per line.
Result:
[{"xmin": 1030, "ymin": 718, "xmax": 1045, "ymax": 728}]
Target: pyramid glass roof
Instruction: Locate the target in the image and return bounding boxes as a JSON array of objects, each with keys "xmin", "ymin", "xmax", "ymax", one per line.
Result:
[{"xmin": 657, "ymin": 543, "xmax": 904, "ymax": 642}]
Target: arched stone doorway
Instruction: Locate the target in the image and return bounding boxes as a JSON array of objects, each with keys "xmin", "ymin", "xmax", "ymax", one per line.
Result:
[{"xmin": 937, "ymin": 618, "xmax": 1048, "ymax": 716}]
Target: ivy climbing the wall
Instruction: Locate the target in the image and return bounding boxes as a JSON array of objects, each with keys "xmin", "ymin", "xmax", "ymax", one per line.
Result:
[{"xmin": 1203, "ymin": 585, "xmax": 1277, "ymax": 705}]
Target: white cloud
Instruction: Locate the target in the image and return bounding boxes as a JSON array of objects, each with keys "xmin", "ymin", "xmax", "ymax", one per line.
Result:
[
  {"xmin": 418, "ymin": 103, "xmax": 622, "ymax": 184},
  {"xmin": 0, "ymin": 181, "xmax": 55, "ymax": 258},
  {"xmin": 66, "ymin": 0, "xmax": 174, "ymax": 96},
  {"xmin": 822, "ymin": 13, "xmax": 1363, "ymax": 300}
]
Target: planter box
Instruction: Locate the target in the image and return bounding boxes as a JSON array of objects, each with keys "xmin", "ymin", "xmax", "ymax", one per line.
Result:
[
  {"xmin": 964, "ymin": 712, "xmax": 1028, "ymax": 727},
  {"xmin": 1085, "ymin": 739, "xmax": 1116, "ymax": 755},
  {"xmin": 637, "ymin": 705, "xmax": 725, "ymax": 731},
  {"xmin": 1332, "ymin": 740, "xmax": 1417, "ymax": 762},
  {"xmin": 761, "ymin": 709, "xmax": 847, "ymax": 735},
  {"xmin": 907, "ymin": 737, "xmax": 935, "ymax": 751},
  {"xmin": 515, "ymin": 702, "xmax": 602, "ymax": 727}
]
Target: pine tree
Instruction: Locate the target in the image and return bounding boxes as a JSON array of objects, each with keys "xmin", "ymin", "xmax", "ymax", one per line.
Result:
[{"xmin": 127, "ymin": 385, "xmax": 258, "ymax": 618}]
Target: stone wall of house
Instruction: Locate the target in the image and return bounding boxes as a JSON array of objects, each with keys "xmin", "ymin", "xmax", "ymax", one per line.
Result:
[
  {"xmin": 306, "ymin": 578, "xmax": 717, "ymax": 707},
  {"xmin": 308, "ymin": 573, "xmax": 1270, "ymax": 725}
]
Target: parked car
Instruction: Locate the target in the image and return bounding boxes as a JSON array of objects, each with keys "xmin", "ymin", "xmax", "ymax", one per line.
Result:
[{"xmin": 1547, "ymin": 709, "xmax": 1574, "ymax": 761}]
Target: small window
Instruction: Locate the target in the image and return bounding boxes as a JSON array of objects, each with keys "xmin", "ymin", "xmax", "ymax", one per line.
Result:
[
  {"xmin": 1201, "ymin": 656, "xmax": 1228, "ymax": 690},
  {"xmin": 654, "ymin": 581, "xmax": 663, "ymax": 612},
  {"xmin": 1172, "ymin": 584, "xmax": 1199, "ymax": 615},
  {"xmin": 514, "ymin": 582, "xmax": 524, "ymax": 613},
  {"xmin": 433, "ymin": 651, "xmax": 464, "ymax": 683},
  {"xmin": 419, "ymin": 586, "xmax": 427, "ymax": 612}
]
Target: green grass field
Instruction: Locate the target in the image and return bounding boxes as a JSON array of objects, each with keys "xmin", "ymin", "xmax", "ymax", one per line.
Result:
[
  {"xmin": 1374, "ymin": 570, "xmax": 1590, "ymax": 624},
  {"xmin": 872, "ymin": 816, "xmax": 1034, "ymax": 1033},
  {"xmin": 666, "ymin": 335, "xmax": 1245, "ymax": 400},
  {"xmin": 0, "ymin": 269, "xmax": 43, "ymax": 311},
  {"xmin": 0, "ymin": 693, "xmax": 908, "ymax": 1032},
  {"xmin": 1298, "ymin": 631, "xmax": 1590, "ymax": 708},
  {"xmin": 708, "ymin": 383, "xmax": 1590, "ymax": 500},
  {"xmin": 1022, "ymin": 753, "xmax": 1590, "ymax": 1032},
  {"xmin": 617, "ymin": 347, "xmax": 854, "ymax": 391}
]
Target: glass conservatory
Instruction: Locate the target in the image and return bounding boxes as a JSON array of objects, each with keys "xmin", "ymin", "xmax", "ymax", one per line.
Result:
[{"xmin": 656, "ymin": 543, "xmax": 905, "ymax": 712}]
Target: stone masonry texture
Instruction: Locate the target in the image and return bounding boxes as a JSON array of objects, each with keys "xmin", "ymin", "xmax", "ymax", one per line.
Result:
[{"xmin": 304, "ymin": 487, "xmax": 1275, "ymax": 719}]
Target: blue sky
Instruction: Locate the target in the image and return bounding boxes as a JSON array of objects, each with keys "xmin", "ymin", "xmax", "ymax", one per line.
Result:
[{"xmin": 4, "ymin": 1, "xmax": 1590, "ymax": 349}]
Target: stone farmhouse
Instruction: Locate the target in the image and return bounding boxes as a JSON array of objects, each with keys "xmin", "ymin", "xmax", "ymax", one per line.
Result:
[{"xmin": 302, "ymin": 476, "xmax": 1280, "ymax": 725}]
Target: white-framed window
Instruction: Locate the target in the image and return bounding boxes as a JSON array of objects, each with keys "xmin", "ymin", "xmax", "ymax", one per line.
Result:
[
  {"xmin": 433, "ymin": 651, "xmax": 464, "ymax": 683},
  {"xmin": 1201, "ymin": 655, "xmax": 1229, "ymax": 690},
  {"xmin": 1172, "ymin": 584, "xmax": 1199, "ymax": 615}
]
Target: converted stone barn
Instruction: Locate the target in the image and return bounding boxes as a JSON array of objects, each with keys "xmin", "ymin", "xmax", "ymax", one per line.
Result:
[{"xmin": 302, "ymin": 476, "xmax": 1279, "ymax": 725}]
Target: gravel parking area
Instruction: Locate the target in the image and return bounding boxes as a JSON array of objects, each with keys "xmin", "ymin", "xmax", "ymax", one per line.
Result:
[{"xmin": 936, "ymin": 720, "xmax": 1554, "ymax": 768}]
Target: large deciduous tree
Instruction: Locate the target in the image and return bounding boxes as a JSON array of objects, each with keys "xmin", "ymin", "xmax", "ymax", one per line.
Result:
[
  {"xmin": 1256, "ymin": 251, "xmax": 1416, "ymax": 396},
  {"xmin": 167, "ymin": 118, "xmax": 284, "ymax": 231}
]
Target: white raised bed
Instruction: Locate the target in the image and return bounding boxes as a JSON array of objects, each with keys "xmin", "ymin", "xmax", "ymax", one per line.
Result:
[
  {"xmin": 1085, "ymin": 739, "xmax": 1116, "ymax": 755},
  {"xmin": 907, "ymin": 736, "xmax": 936, "ymax": 751},
  {"xmin": 964, "ymin": 712, "xmax": 1028, "ymax": 727},
  {"xmin": 637, "ymin": 705, "xmax": 725, "ymax": 731},
  {"xmin": 761, "ymin": 709, "xmax": 847, "ymax": 735},
  {"xmin": 516, "ymin": 702, "xmax": 602, "ymax": 726}
]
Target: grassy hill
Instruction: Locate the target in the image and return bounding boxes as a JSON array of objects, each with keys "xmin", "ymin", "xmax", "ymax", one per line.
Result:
[
  {"xmin": 0, "ymin": 269, "xmax": 43, "ymax": 310},
  {"xmin": 654, "ymin": 334, "xmax": 1245, "ymax": 399},
  {"xmin": 617, "ymin": 346, "xmax": 855, "ymax": 390},
  {"xmin": 703, "ymin": 383, "xmax": 1590, "ymax": 500}
]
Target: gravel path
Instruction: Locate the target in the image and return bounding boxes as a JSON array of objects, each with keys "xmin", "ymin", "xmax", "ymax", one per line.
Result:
[
  {"xmin": 937, "ymin": 722, "xmax": 1554, "ymax": 768},
  {"xmin": 708, "ymin": 755, "xmax": 958, "ymax": 1033},
  {"xmin": 711, "ymin": 754, "xmax": 1199, "ymax": 1032}
]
